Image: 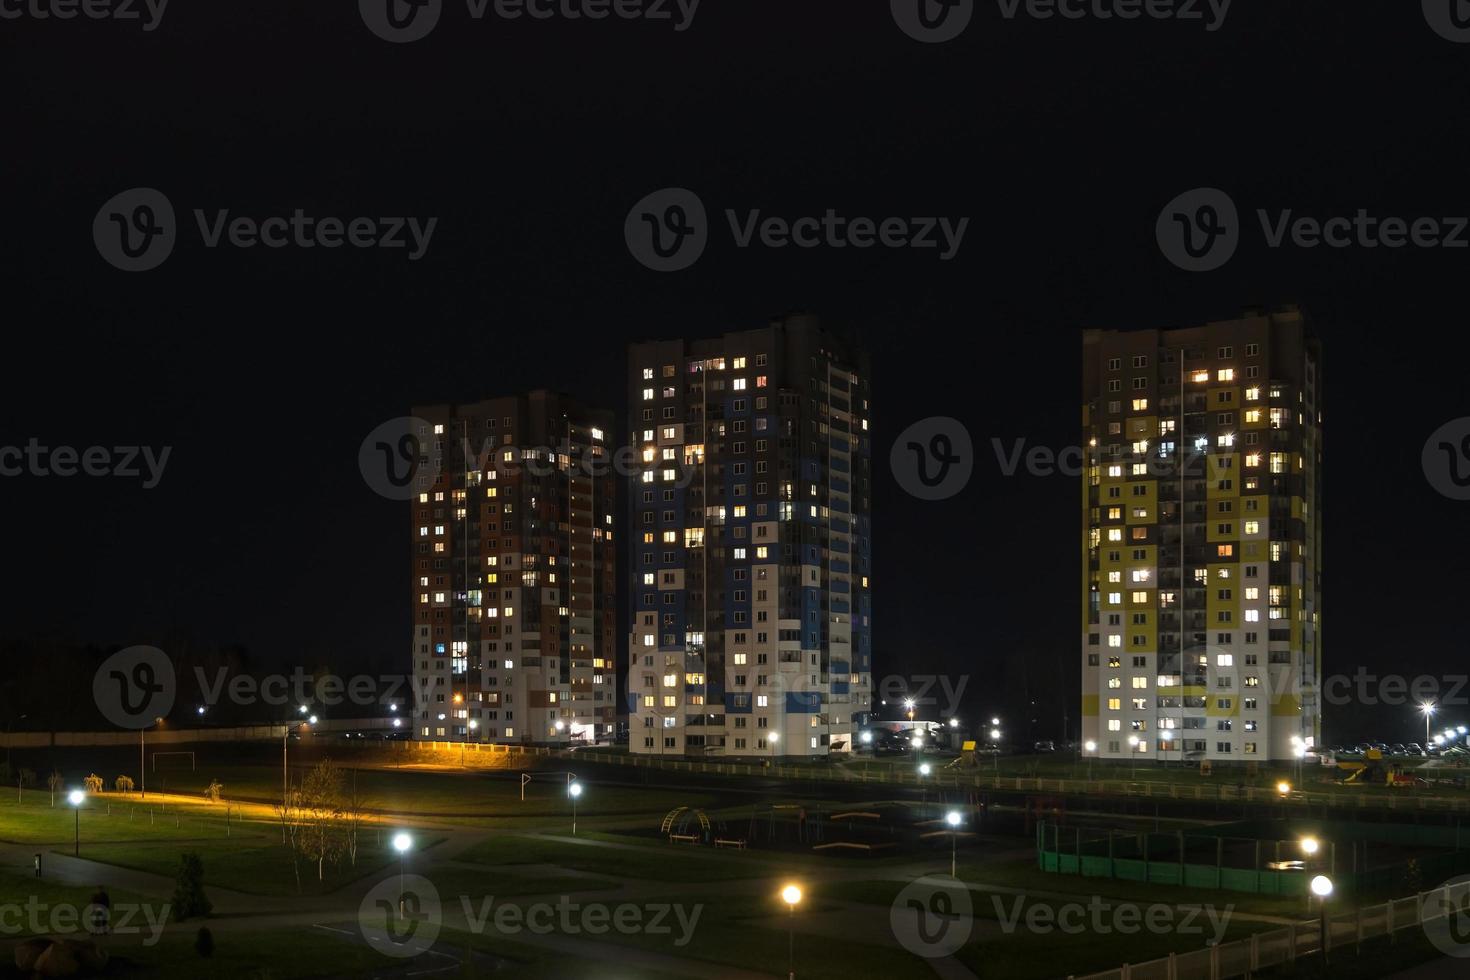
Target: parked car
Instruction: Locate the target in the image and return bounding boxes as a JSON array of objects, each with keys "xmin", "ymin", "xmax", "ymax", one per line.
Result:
[
  {"xmin": 1389, "ymin": 743, "xmax": 1407, "ymax": 756},
  {"xmin": 1034, "ymin": 740, "xmax": 1056, "ymax": 753},
  {"xmin": 1407, "ymin": 742, "xmax": 1425, "ymax": 756}
]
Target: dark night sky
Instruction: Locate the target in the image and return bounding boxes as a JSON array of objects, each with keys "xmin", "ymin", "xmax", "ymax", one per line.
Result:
[{"xmin": 4, "ymin": 2, "xmax": 1470, "ymax": 742}]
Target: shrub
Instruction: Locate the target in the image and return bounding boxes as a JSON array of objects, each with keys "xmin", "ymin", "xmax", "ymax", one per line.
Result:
[{"xmin": 172, "ymin": 853, "xmax": 212, "ymax": 921}]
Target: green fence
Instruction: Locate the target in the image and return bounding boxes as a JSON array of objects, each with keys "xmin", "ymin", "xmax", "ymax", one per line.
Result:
[{"xmin": 1036, "ymin": 821, "xmax": 1470, "ymax": 896}]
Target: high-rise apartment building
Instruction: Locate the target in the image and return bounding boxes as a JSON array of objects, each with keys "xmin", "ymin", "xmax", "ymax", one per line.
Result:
[
  {"xmin": 627, "ymin": 315, "xmax": 872, "ymax": 758},
  {"xmin": 1080, "ymin": 307, "xmax": 1322, "ymax": 764},
  {"xmin": 410, "ymin": 391, "xmax": 617, "ymax": 745}
]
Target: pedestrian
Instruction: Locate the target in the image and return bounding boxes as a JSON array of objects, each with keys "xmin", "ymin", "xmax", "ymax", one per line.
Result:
[
  {"xmin": 89, "ymin": 886, "xmax": 111, "ymax": 935},
  {"xmin": 33, "ymin": 853, "xmax": 41, "ymax": 878}
]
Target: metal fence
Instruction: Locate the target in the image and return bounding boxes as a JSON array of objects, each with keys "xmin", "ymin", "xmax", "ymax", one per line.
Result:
[
  {"xmin": 398, "ymin": 741, "xmax": 1470, "ymax": 814},
  {"xmin": 1068, "ymin": 881, "xmax": 1470, "ymax": 980}
]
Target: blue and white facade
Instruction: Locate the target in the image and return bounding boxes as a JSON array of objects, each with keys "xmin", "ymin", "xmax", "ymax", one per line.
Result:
[{"xmin": 626, "ymin": 316, "xmax": 872, "ymax": 758}]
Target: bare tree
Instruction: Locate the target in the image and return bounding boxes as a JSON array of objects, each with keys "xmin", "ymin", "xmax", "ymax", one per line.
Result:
[
  {"xmin": 46, "ymin": 771, "xmax": 62, "ymax": 807},
  {"xmin": 274, "ymin": 788, "xmax": 305, "ymax": 894},
  {"xmin": 341, "ymin": 769, "xmax": 367, "ymax": 868}
]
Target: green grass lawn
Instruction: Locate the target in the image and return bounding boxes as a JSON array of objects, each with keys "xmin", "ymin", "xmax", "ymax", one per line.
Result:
[
  {"xmin": 0, "ymin": 790, "xmax": 255, "ymax": 845},
  {"xmin": 415, "ymin": 865, "xmax": 623, "ymax": 900},
  {"xmin": 457, "ymin": 833, "xmax": 784, "ymax": 882},
  {"xmin": 65, "ymin": 832, "xmax": 438, "ymax": 897},
  {"xmin": 457, "ymin": 884, "xmax": 922, "ymax": 980}
]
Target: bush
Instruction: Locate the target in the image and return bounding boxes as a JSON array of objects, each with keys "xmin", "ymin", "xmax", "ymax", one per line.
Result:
[
  {"xmin": 83, "ymin": 774, "xmax": 104, "ymax": 794},
  {"xmin": 114, "ymin": 775, "xmax": 134, "ymax": 793},
  {"xmin": 172, "ymin": 853, "xmax": 212, "ymax": 921},
  {"xmin": 204, "ymin": 780, "xmax": 223, "ymax": 803}
]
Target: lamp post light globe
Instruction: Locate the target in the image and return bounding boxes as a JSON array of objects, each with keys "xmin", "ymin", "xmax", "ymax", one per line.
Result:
[
  {"xmin": 68, "ymin": 790, "xmax": 85, "ymax": 856},
  {"xmin": 1301, "ymin": 837, "xmax": 1319, "ymax": 856},
  {"xmin": 781, "ymin": 883, "xmax": 803, "ymax": 980},
  {"xmin": 308, "ymin": 715, "xmax": 318, "ymax": 725},
  {"xmin": 1276, "ymin": 780, "xmax": 1292, "ymax": 795},
  {"xmin": 918, "ymin": 763, "xmax": 932, "ymax": 777},
  {"xmin": 392, "ymin": 833, "xmax": 412, "ymax": 854},
  {"xmin": 568, "ymin": 781, "xmax": 583, "ymax": 836},
  {"xmin": 949, "ymin": 718, "xmax": 959, "ymax": 728}
]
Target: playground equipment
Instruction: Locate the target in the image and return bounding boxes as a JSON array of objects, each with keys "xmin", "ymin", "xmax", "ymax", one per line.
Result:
[
  {"xmin": 944, "ymin": 740, "xmax": 979, "ymax": 769},
  {"xmin": 661, "ymin": 806, "xmax": 737, "ymax": 845},
  {"xmin": 1338, "ymin": 749, "xmax": 1423, "ymax": 788}
]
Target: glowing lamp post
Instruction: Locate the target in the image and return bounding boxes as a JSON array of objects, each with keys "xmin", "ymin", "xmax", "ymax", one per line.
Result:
[
  {"xmin": 946, "ymin": 810, "xmax": 962, "ymax": 878},
  {"xmin": 1310, "ymin": 874, "xmax": 1334, "ymax": 964},
  {"xmin": 780, "ymin": 884, "xmax": 802, "ymax": 980},
  {"xmin": 1421, "ymin": 702, "xmax": 1437, "ymax": 754},
  {"xmin": 1084, "ymin": 740, "xmax": 1097, "ymax": 781},
  {"xmin": 392, "ymin": 832, "xmax": 412, "ymax": 918},
  {"xmin": 568, "ymin": 781, "xmax": 583, "ymax": 836},
  {"xmin": 68, "ymin": 790, "xmax": 85, "ymax": 856}
]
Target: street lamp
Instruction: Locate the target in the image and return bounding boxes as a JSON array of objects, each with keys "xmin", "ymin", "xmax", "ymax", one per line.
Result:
[
  {"xmin": 1127, "ymin": 736, "xmax": 1140, "ymax": 779},
  {"xmin": 1421, "ymin": 702, "xmax": 1437, "ymax": 754},
  {"xmin": 68, "ymin": 790, "xmax": 85, "ymax": 855},
  {"xmin": 568, "ymin": 781, "xmax": 583, "ymax": 836},
  {"xmin": 139, "ymin": 716, "xmax": 163, "ymax": 800},
  {"xmin": 392, "ymin": 832, "xmax": 412, "ymax": 919},
  {"xmin": 1084, "ymin": 740, "xmax": 1097, "ymax": 781},
  {"xmin": 283, "ymin": 719, "xmax": 311, "ymax": 807},
  {"xmin": 1300, "ymin": 836, "xmax": 1320, "ymax": 857},
  {"xmin": 1310, "ymin": 874, "xmax": 1334, "ymax": 964},
  {"xmin": 780, "ymin": 884, "xmax": 802, "ymax": 980},
  {"xmin": 946, "ymin": 810, "xmax": 962, "ymax": 878}
]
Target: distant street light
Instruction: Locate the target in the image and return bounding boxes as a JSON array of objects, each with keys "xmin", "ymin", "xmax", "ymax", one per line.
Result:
[
  {"xmin": 1422, "ymin": 702, "xmax": 1437, "ymax": 753},
  {"xmin": 68, "ymin": 790, "xmax": 85, "ymax": 856},
  {"xmin": 1300, "ymin": 837, "xmax": 1320, "ymax": 856},
  {"xmin": 1084, "ymin": 740, "xmax": 1097, "ymax": 781},
  {"xmin": 1277, "ymin": 780, "xmax": 1292, "ymax": 796},
  {"xmin": 392, "ymin": 832, "xmax": 413, "ymax": 918},
  {"xmin": 780, "ymin": 884, "xmax": 802, "ymax": 980}
]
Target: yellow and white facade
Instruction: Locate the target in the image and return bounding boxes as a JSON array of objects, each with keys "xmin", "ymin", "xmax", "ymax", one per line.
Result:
[{"xmin": 1080, "ymin": 308, "xmax": 1322, "ymax": 764}]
